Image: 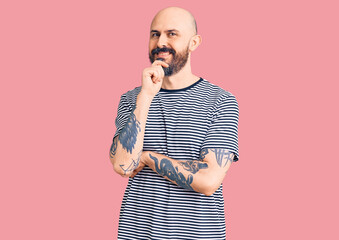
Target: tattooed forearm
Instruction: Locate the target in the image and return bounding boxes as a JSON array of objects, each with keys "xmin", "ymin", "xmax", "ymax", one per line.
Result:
[
  {"xmin": 149, "ymin": 153, "xmax": 194, "ymax": 190},
  {"xmin": 178, "ymin": 161, "xmax": 208, "ymax": 174},
  {"xmin": 210, "ymin": 148, "xmax": 234, "ymax": 168},
  {"xmin": 109, "ymin": 137, "xmax": 118, "ymax": 158},
  {"xmin": 120, "ymin": 151, "xmax": 142, "ymax": 175},
  {"xmin": 118, "ymin": 105, "xmax": 141, "ymax": 154}
]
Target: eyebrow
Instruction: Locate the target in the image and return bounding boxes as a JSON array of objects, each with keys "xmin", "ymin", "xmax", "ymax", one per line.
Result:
[{"xmin": 150, "ymin": 29, "xmax": 180, "ymax": 33}]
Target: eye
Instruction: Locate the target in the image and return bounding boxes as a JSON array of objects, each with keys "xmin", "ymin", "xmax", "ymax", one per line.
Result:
[
  {"xmin": 151, "ymin": 33, "xmax": 160, "ymax": 38},
  {"xmin": 169, "ymin": 32, "xmax": 176, "ymax": 36}
]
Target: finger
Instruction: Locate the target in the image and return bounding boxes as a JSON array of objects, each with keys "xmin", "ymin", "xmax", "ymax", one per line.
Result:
[
  {"xmin": 130, "ymin": 171, "xmax": 137, "ymax": 178},
  {"xmin": 130, "ymin": 166, "xmax": 142, "ymax": 178},
  {"xmin": 156, "ymin": 68, "xmax": 164, "ymax": 80},
  {"xmin": 152, "ymin": 60, "xmax": 169, "ymax": 68},
  {"xmin": 130, "ymin": 169, "xmax": 138, "ymax": 178},
  {"xmin": 151, "ymin": 70, "xmax": 160, "ymax": 81},
  {"xmin": 155, "ymin": 68, "xmax": 165, "ymax": 82},
  {"xmin": 154, "ymin": 66, "xmax": 164, "ymax": 77}
]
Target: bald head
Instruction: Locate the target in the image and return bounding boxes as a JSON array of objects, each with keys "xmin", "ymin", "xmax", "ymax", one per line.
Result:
[
  {"xmin": 151, "ymin": 7, "xmax": 197, "ymax": 36},
  {"xmin": 148, "ymin": 7, "xmax": 202, "ymax": 76}
]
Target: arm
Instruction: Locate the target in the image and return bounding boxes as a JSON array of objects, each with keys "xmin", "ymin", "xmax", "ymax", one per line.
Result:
[
  {"xmin": 134, "ymin": 148, "xmax": 235, "ymax": 196},
  {"xmin": 129, "ymin": 93, "xmax": 239, "ymax": 192},
  {"xmin": 109, "ymin": 93, "xmax": 152, "ymax": 177},
  {"xmin": 109, "ymin": 60, "xmax": 169, "ymax": 177}
]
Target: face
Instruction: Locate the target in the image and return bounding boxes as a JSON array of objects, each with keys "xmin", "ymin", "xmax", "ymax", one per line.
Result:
[
  {"xmin": 148, "ymin": 12, "xmax": 195, "ymax": 76},
  {"xmin": 149, "ymin": 44, "xmax": 190, "ymax": 76}
]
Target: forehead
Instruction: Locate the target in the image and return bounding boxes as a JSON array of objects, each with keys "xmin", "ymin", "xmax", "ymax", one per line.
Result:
[{"xmin": 150, "ymin": 11, "xmax": 192, "ymax": 33}]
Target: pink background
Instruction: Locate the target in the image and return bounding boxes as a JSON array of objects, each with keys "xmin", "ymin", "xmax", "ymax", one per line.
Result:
[{"xmin": 1, "ymin": 0, "xmax": 338, "ymax": 239}]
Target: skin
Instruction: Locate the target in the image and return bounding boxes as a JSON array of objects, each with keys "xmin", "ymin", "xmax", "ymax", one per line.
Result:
[
  {"xmin": 148, "ymin": 7, "xmax": 202, "ymax": 90},
  {"xmin": 109, "ymin": 7, "xmax": 235, "ymax": 196},
  {"xmin": 130, "ymin": 149, "xmax": 234, "ymax": 196}
]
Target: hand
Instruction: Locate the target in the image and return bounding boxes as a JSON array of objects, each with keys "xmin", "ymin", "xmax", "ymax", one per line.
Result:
[
  {"xmin": 141, "ymin": 60, "xmax": 169, "ymax": 97},
  {"xmin": 130, "ymin": 151, "xmax": 149, "ymax": 178}
]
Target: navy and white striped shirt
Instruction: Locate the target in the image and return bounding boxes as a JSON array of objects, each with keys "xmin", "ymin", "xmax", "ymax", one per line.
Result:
[{"xmin": 113, "ymin": 78, "xmax": 239, "ymax": 239}]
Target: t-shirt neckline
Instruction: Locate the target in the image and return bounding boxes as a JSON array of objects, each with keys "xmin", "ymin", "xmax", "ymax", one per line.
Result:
[{"xmin": 160, "ymin": 77, "xmax": 203, "ymax": 92}]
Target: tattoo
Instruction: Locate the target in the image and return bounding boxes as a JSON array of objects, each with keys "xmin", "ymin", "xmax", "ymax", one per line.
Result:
[
  {"xmin": 178, "ymin": 161, "xmax": 208, "ymax": 174},
  {"xmin": 109, "ymin": 137, "xmax": 118, "ymax": 158},
  {"xmin": 200, "ymin": 148, "xmax": 209, "ymax": 160},
  {"xmin": 120, "ymin": 151, "xmax": 142, "ymax": 175},
  {"xmin": 149, "ymin": 154, "xmax": 194, "ymax": 191},
  {"xmin": 118, "ymin": 105, "xmax": 141, "ymax": 154},
  {"xmin": 210, "ymin": 148, "xmax": 234, "ymax": 168}
]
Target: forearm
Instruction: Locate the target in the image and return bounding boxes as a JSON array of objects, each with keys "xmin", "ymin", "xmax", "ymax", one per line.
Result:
[
  {"xmin": 110, "ymin": 91, "xmax": 153, "ymax": 177},
  {"xmin": 143, "ymin": 151, "xmax": 221, "ymax": 196}
]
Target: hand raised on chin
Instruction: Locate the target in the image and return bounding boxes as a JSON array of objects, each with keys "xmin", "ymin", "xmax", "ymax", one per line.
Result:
[{"xmin": 141, "ymin": 60, "xmax": 169, "ymax": 97}]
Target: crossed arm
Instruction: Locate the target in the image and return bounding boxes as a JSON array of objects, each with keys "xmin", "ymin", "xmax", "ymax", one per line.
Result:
[
  {"xmin": 109, "ymin": 91, "xmax": 235, "ymax": 196},
  {"xmin": 133, "ymin": 148, "xmax": 234, "ymax": 196}
]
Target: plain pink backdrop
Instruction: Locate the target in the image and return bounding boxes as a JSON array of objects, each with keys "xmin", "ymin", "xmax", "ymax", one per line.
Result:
[{"xmin": 1, "ymin": 0, "xmax": 338, "ymax": 239}]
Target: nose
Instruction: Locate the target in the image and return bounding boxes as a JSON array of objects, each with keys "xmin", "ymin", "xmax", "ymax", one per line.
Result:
[{"xmin": 157, "ymin": 34, "xmax": 168, "ymax": 48}]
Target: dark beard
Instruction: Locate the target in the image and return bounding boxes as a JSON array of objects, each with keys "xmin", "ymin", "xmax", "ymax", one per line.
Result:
[{"xmin": 149, "ymin": 46, "xmax": 189, "ymax": 76}]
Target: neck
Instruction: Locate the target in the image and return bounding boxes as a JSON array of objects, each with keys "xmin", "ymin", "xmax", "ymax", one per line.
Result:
[{"xmin": 161, "ymin": 60, "xmax": 200, "ymax": 90}]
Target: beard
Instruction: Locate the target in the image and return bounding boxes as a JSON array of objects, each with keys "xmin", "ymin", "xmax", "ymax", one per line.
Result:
[{"xmin": 149, "ymin": 46, "xmax": 190, "ymax": 76}]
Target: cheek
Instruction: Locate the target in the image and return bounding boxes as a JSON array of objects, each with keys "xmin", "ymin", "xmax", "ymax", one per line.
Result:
[
  {"xmin": 171, "ymin": 40, "xmax": 188, "ymax": 51},
  {"xmin": 149, "ymin": 39, "xmax": 158, "ymax": 47},
  {"xmin": 148, "ymin": 42, "xmax": 154, "ymax": 52}
]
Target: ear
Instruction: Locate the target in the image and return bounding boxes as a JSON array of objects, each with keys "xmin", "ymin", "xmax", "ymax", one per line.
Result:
[{"xmin": 189, "ymin": 35, "xmax": 202, "ymax": 52}]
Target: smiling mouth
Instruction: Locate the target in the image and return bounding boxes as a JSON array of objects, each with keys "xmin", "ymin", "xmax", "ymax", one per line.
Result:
[{"xmin": 156, "ymin": 52, "xmax": 171, "ymax": 58}]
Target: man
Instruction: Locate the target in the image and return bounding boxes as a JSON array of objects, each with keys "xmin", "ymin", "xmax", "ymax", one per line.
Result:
[{"xmin": 109, "ymin": 6, "xmax": 239, "ymax": 240}]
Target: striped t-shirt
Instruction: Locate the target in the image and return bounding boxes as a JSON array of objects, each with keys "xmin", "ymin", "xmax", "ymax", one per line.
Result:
[{"xmin": 113, "ymin": 78, "xmax": 239, "ymax": 240}]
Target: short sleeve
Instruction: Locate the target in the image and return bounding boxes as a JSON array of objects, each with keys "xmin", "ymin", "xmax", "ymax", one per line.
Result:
[
  {"xmin": 113, "ymin": 94, "xmax": 133, "ymax": 140},
  {"xmin": 201, "ymin": 94, "xmax": 239, "ymax": 161}
]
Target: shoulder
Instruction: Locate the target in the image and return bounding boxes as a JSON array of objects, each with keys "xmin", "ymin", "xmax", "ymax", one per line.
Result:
[
  {"xmin": 119, "ymin": 86, "xmax": 142, "ymax": 106},
  {"xmin": 199, "ymin": 78, "xmax": 238, "ymax": 105}
]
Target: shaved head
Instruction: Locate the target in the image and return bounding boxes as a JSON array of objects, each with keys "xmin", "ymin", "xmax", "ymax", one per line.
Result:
[
  {"xmin": 151, "ymin": 7, "xmax": 197, "ymax": 35},
  {"xmin": 148, "ymin": 7, "xmax": 202, "ymax": 76}
]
